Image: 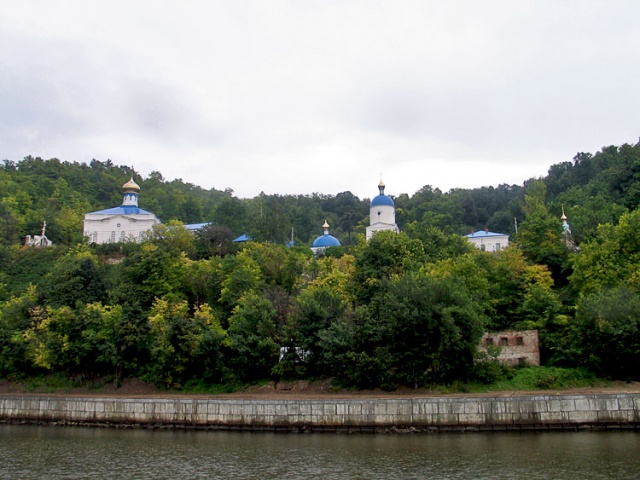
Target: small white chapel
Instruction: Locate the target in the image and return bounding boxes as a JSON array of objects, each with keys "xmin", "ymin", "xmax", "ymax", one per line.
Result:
[{"xmin": 83, "ymin": 178, "xmax": 161, "ymax": 244}]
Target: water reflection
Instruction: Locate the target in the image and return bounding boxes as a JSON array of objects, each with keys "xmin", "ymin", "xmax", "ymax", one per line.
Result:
[{"xmin": 0, "ymin": 425, "xmax": 638, "ymax": 479}]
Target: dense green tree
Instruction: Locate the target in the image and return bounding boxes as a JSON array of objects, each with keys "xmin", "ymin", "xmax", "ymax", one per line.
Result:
[
  {"xmin": 317, "ymin": 309, "xmax": 385, "ymax": 389},
  {"xmin": 570, "ymin": 209, "xmax": 640, "ymax": 295},
  {"xmin": 182, "ymin": 257, "xmax": 225, "ymax": 309},
  {"xmin": 353, "ymin": 231, "xmax": 425, "ymax": 301},
  {"xmin": 39, "ymin": 245, "xmax": 106, "ymax": 308},
  {"xmin": 570, "ymin": 286, "xmax": 640, "ymax": 380},
  {"xmin": 316, "ymin": 267, "xmax": 489, "ymax": 390},
  {"xmin": 516, "ymin": 179, "xmax": 568, "ymax": 280},
  {"xmin": 226, "ymin": 292, "xmax": 279, "ymax": 382},
  {"xmin": 0, "ymin": 200, "xmax": 23, "ymax": 246},
  {"xmin": 213, "ymin": 194, "xmax": 250, "ymax": 235},
  {"xmin": 147, "ymin": 300, "xmax": 223, "ymax": 387},
  {"xmin": 22, "ymin": 305, "xmax": 80, "ymax": 372},
  {"xmin": 0, "ymin": 286, "xmax": 38, "ymax": 375},
  {"xmin": 145, "ymin": 220, "xmax": 196, "ymax": 258},
  {"xmin": 195, "ymin": 224, "xmax": 235, "ymax": 258},
  {"xmin": 219, "ymin": 251, "xmax": 264, "ymax": 318},
  {"xmin": 380, "ymin": 273, "xmax": 485, "ymax": 386},
  {"xmin": 403, "ymin": 222, "xmax": 473, "ymax": 262},
  {"xmin": 78, "ymin": 303, "xmax": 147, "ymax": 383},
  {"xmin": 292, "ymin": 285, "xmax": 350, "ymax": 374},
  {"xmin": 110, "ymin": 242, "xmax": 187, "ymax": 309},
  {"xmin": 1, "ymin": 247, "xmax": 60, "ymax": 297}
]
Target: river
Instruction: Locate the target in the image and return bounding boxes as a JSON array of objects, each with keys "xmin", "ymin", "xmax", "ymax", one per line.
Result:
[{"xmin": 0, "ymin": 425, "xmax": 638, "ymax": 479}]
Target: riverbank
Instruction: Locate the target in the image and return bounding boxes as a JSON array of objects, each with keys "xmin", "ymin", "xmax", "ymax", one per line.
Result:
[
  {"xmin": 1, "ymin": 390, "xmax": 638, "ymax": 432},
  {"xmin": 3, "ymin": 377, "xmax": 640, "ymax": 399}
]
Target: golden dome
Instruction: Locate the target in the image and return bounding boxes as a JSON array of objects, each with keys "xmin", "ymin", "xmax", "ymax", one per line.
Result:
[{"xmin": 122, "ymin": 177, "xmax": 140, "ymax": 192}]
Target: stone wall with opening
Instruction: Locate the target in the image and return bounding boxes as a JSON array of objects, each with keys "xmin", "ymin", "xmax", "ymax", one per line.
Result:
[{"xmin": 480, "ymin": 330, "xmax": 540, "ymax": 366}]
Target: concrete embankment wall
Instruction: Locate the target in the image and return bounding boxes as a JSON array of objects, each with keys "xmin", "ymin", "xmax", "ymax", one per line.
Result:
[{"xmin": 1, "ymin": 393, "xmax": 639, "ymax": 432}]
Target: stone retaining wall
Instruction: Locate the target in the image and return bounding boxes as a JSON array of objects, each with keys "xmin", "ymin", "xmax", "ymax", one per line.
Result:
[{"xmin": 1, "ymin": 393, "xmax": 639, "ymax": 432}]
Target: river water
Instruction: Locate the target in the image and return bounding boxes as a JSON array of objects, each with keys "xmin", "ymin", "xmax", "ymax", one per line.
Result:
[{"xmin": 0, "ymin": 425, "xmax": 638, "ymax": 479}]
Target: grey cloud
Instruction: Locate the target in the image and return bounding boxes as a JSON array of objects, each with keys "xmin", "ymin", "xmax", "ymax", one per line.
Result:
[{"xmin": 0, "ymin": 30, "xmax": 221, "ymax": 159}]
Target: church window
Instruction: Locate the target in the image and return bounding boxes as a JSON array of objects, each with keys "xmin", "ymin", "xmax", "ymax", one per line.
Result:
[
  {"xmin": 117, "ymin": 223, "xmax": 121, "ymax": 228},
  {"xmin": 110, "ymin": 231, "xmax": 116, "ymax": 243},
  {"xmin": 496, "ymin": 243, "xmax": 501, "ymax": 251},
  {"xmin": 92, "ymin": 232, "xmax": 98, "ymax": 243},
  {"xmin": 480, "ymin": 244, "xmax": 486, "ymax": 251},
  {"xmin": 516, "ymin": 336, "xmax": 524, "ymax": 346},
  {"xmin": 500, "ymin": 337, "xmax": 508, "ymax": 346},
  {"xmin": 120, "ymin": 231, "xmax": 126, "ymax": 240}
]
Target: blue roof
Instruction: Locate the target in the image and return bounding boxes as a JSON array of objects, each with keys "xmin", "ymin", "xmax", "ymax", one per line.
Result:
[
  {"xmin": 371, "ymin": 194, "xmax": 395, "ymax": 207},
  {"xmin": 233, "ymin": 234, "xmax": 251, "ymax": 242},
  {"xmin": 87, "ymin": 205, "xmax": 156, "ymax": 216},
  {"xmin": 466, "ymin": 230, "xmax": 508, "ymax": 238},
  {"xmin": 312, "ymin": 234, "xmax": 341, "ymax": 248}
]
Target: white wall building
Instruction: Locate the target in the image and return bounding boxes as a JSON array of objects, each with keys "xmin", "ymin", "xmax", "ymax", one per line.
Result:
[
  {"xmin": 83, "ymin": 178, "xmax": 161, "ymax": 244},
  {"xmin": 465, "ymin": 229, "xmax": 509, "ymax": 252},
  {"xmin": 365, "ymin": 181, "xmax": 399, "ymax": 241}
]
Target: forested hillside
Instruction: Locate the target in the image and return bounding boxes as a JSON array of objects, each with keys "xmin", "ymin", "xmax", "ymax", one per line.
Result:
[{"xmin": 1, "ymin": 141, "xmax": 639, "ymax": 390}]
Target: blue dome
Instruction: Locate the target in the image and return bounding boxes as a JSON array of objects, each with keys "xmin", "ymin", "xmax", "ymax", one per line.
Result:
[
  {"xmin": 371, "ymin": 194, "xmax": 395, "ymax": 207},
  {"xmin": 312, "ymin": 234, "xmax": 341, "ymax": 248}
]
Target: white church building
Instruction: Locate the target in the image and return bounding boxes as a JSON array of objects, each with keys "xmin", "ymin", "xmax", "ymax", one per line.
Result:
[
  {"xmin": 465, "ymin": 229, "xmax": 509, "ymax": 252},
  {"xmin": 83, "ymin": 178, "xmax": 161, "ymax": 244},
  {"xmin": 366, "ymin": 181, "xmax": 399, "ymax": 241}
]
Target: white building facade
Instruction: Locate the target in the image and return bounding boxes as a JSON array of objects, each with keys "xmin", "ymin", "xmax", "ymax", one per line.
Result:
[
  {"xmin": 83, "ymin": 178, "xmax": 161, "ymax": 244},
  {"xmin": 465, "ymin": 230, "xmax": 509, "ymax": 252},
  {"xmin": 365, "ymin": 181, "xmax": 399, "ymax": 241}
]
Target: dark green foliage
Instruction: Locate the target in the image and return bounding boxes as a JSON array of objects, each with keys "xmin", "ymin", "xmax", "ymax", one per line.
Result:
[
  {"xmin": 78, "ymin": 303, "xmax": 149, "ymax": 382},
  {"xmin": 292, "ymin": 285, "xmax": 349, "ymax": 374},
  {"xmin": 317, "ymin": 310, "xmax": 393, "ymax": 390},
  {"xmin": 516, "ymin": 180, "xmax": 568, "ymax": 280},
  {"xmin": 195, "ymin": 224, "xmax": 235, "ymax": 258},
  {"xmin": 367, "ymin": 274, "xmax": 485, "ymax": 387},
  {"xmin": 0, "ymin": 287, "xmax": 38, "ymax": 376},
  {"xmin": 569, "ymin": 209, "xmax": 640, "ymax": 295},
  {"xmin": 2, "ymin": 140, "xmax": 640, "ymax": 389},
  {"xmin": 1, "ymin": 247, "xmax": 61, "ymax": 297},
  {"xmin": 110, "ymin": 242, "xmax": 187, "ymax": 309},
  {"xmin": 353, "ymin": 231, "xmax": 425, "ymax": 301},
  {"xmin": 403, "ymin": 222, "xmax": 473, "ymax": 261},
  {"xmin": 39, "ymin": 247, "xmax": 106, "ymax": 308},
  {"xmin": 193, "ymin": 325, "xmax": 230, "ymax": 385},
  {"xmin": 226, "ymin": 293, "xmax": 280, "ymax": 382},
  {"xmin": 319, "ymin": 273, "xmax": 486, "ymax": 389},
  {"xmin": 570, "ymin": 287, "xmax": 640, "ymax": 380}
]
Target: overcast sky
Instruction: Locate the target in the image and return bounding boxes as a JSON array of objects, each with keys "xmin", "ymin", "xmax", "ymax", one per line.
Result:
[{"xmin": 2, "ymin": 1, "xmax": 639, "ymax": 199}]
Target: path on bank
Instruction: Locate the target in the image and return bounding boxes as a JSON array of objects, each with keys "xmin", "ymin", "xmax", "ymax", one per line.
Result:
[{"xmin": 2, "ymin": 378, "xmax": 640, "ymax": 400}]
